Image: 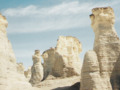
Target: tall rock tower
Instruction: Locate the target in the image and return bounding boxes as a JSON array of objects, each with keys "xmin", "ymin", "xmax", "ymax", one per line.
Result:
[
  {"xmin": 81, "ymin": 7, "xmax": 120, "ymax": 90},
  {"xmin": 29, "ymin": 50, "xmax": 43, "ymax": 86}
]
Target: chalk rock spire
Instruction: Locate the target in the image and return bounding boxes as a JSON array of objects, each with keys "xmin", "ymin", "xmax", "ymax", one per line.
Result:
[
  {"xmin": 29, "ymin": 50, "xmax": 43, "ymax": 86},
  {"xmin": 81, "ymin": 7, "xmax": 120, "ymax": 90},
  {"xmin": 90, "ymin": 7, "xmax": 117, "ymax": 48}
]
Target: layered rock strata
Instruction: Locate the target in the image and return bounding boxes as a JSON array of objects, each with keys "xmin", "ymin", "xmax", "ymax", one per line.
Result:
[
  {"xmin": 29, "ymin": 50, "xmax": 43, "ymax": 86},
  {"xmin": 42, "ymin": 36, "xmax": 82, "ymax": 79},
  {"xmin": 81, "ymin": 7, "xmax": 120, "ymax": 90},
  {"xmin": 81, "ymin": 50, "xmax": 104, "ymax": 90}
]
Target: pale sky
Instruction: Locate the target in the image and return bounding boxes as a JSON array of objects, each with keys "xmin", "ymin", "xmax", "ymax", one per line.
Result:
[{"xmin": 0, "ymin": 0, "xmax": 120, "ymax": 69}]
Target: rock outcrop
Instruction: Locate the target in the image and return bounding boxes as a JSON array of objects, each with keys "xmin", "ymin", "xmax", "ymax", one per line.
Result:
[
  {"xmin": 81, "ymin": 7, "xmax": 120, "ymax": 90},
  {"xmin": 0, "ymin": 13, "xmax": 15, "ymax": 90},
  {"xmin": 0, "ymin": 14, "xmax": 39, "ymax": 90},
  {"xmin": 42, "ymin": 36, "xmax": 82, "ymax": 79},
  {"xmin": 29, "ymin": 50, "xmax": 44, "ymax": 86},
  {"xmin": 81, "ymin": 50, "xmax": 104, "ymax": 90},
  {"xmin": 0, "ymin": 14, "xmax": 16, "ymax": 77}
]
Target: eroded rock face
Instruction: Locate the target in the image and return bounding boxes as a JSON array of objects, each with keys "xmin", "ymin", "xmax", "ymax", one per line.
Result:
[
  {"xmin": 42, "ymin": 36, "xmax": 82, "ymax": 78},
  {"xmin": 81, "ymin": 7, "xmax": 120, "ymax": 90},
  {"xmin": 81, "ymin": 51, "xmax": 104, "ymax": 90},
  {"xmin": 0, "ymin": 14, "xmax": 38, "ymax": 90},
  {"xmin": 0, "ymin": 14, "xmax": 16, "ymax": 78},
  {"xmin": 0, "ymin": 14, "xmax": 18, "ymax": 90},
  {"xmin": 29, "ymin": 50, "xmax": 43, "ymax": 86}
]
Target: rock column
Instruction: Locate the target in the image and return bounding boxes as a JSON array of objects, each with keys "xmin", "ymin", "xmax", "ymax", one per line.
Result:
[
  {"xmin": 29, "ymin": 50, "xmax": 43, "ymax": 86},
  {"xmin": 81, "ymin": 7, "xmax": 120, "ymax": 90}
]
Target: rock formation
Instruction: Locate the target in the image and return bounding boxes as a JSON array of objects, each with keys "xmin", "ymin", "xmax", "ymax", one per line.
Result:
[
  {"xmin": 80, "ymin": 50, "xmax": 104, "ymax": 90},
  {"xmin": 42, "ymin": 36, "xmax": 82, "ymax": 79},
  {"xmin": 80, "ymin": 7, "xmax": 120, "ymax": 90},
  {"xmin": 0, "ymin": 13, "xmax": 15, "ymax": 90},
  {"xmin": 0, "ymin": 14, "xmax": 39, "ymax": 90},
  {"xmin": 29, "ymin": 50, "xmax": 44, "ymax": 86},
  {"xmin": 17, "ymin": 63, "xmax": 24, "ymax": 74},
  {"xmin": 24, "ymin": 66, "xmax": 31, "ymax": 80}
]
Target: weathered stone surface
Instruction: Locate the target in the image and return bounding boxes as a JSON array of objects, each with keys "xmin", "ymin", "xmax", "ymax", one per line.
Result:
[
  {"xmin": 29, "ymin": 50, "xmax": 44, "ymax": 86},
  {"xmin": 81, "ymin": 7, "xmax": 120, "ymax": 90},
  {"xmin": 17, "ymin": 63, "xmax": 24, "ymax": 74},
  {"xmin": 0, "ymin": 14, "xmax": 39, "ymax": 90},
  {"xmin": 0, "ymin": 14, "xmax": 16, "ymax": 78},
  {"xmin": 81, "ymin": 50, "xmax": 104, "ymax": 90},
  {"xmin": 42, "ymin": 36, "xmax": 82, "ymax": 78}
]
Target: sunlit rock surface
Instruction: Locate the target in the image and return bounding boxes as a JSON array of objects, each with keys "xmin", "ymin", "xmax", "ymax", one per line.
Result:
[
  {"xmin": 42, "ymin": 36, "xmax": 82, "ymax": 79},
  {"xmin": 0, "ymin": 14, "xmax": 39, "ymax": 90},
  {"xmin": 81, "ymin": 7, "xmax": 120, "ymax": 90},
  {"xmin": 81, "ymin": 50, "xmax": 104, "ymax": 90}
]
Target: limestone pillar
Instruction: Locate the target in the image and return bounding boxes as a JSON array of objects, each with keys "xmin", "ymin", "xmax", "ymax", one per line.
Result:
[{"xmin": 29, "ymin": 50, "xmax": 43, "ymax": 86}]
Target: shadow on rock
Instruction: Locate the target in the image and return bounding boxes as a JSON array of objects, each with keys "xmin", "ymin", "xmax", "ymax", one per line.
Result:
[{"xmin": 52, "ymin": 82, "xmax": 80, "ymax": 90}]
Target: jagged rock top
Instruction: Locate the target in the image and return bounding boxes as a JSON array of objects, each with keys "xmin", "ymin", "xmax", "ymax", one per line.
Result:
[
  {"xmin": 0, "ymin": 14, "xmax": 8, "ymax": 27},
  {"xmin": 90, "ymin": 7, "xmax": 115, "ymax": 28},
  {"xmin": 56, "ymin": 36, "xmax": 82, "ymax": 54},
  {"xmin": 92, "ymin": 7, "xmax": 113, "ymax": 12},
  {"xmin": 34, "ymin": 50, "xmax": 40, "ymax": 56},
  {"xmin": 57, "ymin": 36, "xmax": 81, "ymax": 44},
  {"xmin": 42, "ymin": 36, "xmax": 82, "ymax": 58}
]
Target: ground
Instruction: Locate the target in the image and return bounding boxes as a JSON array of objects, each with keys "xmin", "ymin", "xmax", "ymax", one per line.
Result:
[{"xmin": 34, "ymin": 76, "xmax": 80, "ymax": 90}]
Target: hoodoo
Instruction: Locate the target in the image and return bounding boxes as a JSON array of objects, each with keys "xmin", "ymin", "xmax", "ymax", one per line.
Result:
[
  {"xmin": 29, "ymin": 50, "xmax": 44, "ymax": 86},
  {"xmin": 81, "ymin": 7, "xmax": 120, "ymax": 90}
]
